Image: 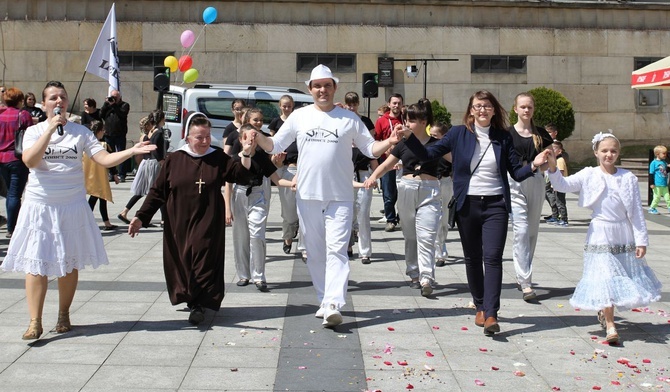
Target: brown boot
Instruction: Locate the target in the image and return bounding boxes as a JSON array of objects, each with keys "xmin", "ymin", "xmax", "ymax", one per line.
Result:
[{"xmin": 484, "ymin": 317, "xmax": 500, "ymax": 335}]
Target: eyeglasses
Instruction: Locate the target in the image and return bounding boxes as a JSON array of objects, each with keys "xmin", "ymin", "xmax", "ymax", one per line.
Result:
[{"xmin": 472, "ymin": 104, "xmax": 494, "ymax": 111}]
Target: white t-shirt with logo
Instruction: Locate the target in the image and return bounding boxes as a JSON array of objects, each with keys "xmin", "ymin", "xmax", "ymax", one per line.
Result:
[
  {"xmin": 23, "ymin": 121, "xmax": 104, "ymax": 202},
  {"xmin": 270, "ymin": 104, "xmax": 376, "ymax": 201}
]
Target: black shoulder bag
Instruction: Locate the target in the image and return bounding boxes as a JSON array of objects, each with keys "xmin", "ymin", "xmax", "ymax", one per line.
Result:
[
  {"xmin": 447, "ymin": 142, "xmax": 491, "ymax": 229},
  {"xmin": 14, "ymin": 110, "xmax": 28, "ymax": 159}
]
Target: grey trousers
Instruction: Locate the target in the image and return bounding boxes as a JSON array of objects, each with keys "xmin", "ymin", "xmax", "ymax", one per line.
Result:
[
  {"xmin": 396, "ymin": 177, "xmax": 441, "ymax": 284},
  {"xmin": 232, "ymin": 184, "xmax": 269, "ymax": 282},
  {"xmin": 435, "ymin": 176, "xmax": 453, "ymax": 260}
]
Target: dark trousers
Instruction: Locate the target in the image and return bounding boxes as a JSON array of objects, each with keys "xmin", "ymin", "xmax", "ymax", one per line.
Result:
[
  {"xmin": 105, "ymin": 134, "xmax": 128, "ymax": 178},
  {"xmin": 88, "ymin": 196, "xmax": 109, "ymax": 222},
  {"xmin": 456, "ymin": 195, "xmax": 508, "ymax": 319},
  {"xmin": 380, "ymin": 170, "xmax": 398, "ymax": 223},
  {"xmin": 0, "ymin": 160, "xmax": 29, "ymax": 233}
]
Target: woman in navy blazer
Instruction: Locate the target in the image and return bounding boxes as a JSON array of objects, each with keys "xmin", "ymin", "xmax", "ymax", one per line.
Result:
[{"xmin": 401, "ymin": 90, "xmax": 548, "ymax": 335}]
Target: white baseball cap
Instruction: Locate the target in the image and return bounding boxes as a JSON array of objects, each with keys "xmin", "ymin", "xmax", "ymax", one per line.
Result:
[{"xmin": 305, "ymin": 64, "xmax": 339, "ymax": 86}]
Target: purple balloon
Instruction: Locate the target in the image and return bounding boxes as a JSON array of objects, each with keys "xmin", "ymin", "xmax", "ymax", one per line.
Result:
[{"xmin": 180, "ymin": 30, "xmax": 195, "ymax": 48}]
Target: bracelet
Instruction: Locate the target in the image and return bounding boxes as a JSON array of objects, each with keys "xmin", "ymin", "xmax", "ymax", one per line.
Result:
[
  {"xmin": 530, "ymin": 162, "xmax": 536, "ymax": 171},
  {"xmin": 242, "ymin": 153, "xmax": 251, "ymax": 158}
]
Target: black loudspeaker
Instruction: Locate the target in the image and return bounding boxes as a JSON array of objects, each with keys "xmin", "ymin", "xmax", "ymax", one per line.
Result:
[
  {"xmin": 153, "ymin": 66, "xmax": 170, "ymax": 92},
  {"xmin": 362, "ymin": 73, "xmax": 378, "ymax": 98}
]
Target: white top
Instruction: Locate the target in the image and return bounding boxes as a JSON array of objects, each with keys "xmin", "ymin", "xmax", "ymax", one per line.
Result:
[
  {"xmin": 23, "ymin": 121, "xmax": 104, "ymax": 203},
  {"xmin": 468, "ymin": 124, "xmax": 503, "ymax": 196},
  {"xmin": 548, "ymin": 166, "xmax": 648, "ymax": 246},
  {"xmin": 270, "ymin": 104, "xmax": 376, "ymax": 201}
]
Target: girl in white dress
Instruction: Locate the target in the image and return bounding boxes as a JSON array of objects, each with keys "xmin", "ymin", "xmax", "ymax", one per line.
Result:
[
  {"xmin": 546, "ymin": 132, "xmax": 661, "ymax": 343},
  {"xmin": 1, "ymin": 81, "xmax": 155, "ymax": 340}
]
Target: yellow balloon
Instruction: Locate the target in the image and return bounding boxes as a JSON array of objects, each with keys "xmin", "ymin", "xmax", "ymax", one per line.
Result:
[
  {"xmin": 164, "ymin": 56, "xmax": 178, "ymax": 73},
  {"xmin": 183, "ymin": 68, "xmax": 199, "ymax": 84}
]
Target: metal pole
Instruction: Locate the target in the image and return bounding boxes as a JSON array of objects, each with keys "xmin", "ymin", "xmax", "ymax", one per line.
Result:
[
  {"xmin": 367, "ymin": 96, "xmax": 371, "ymax": 118},
  {"xmin": 423, "ymin": 60, "xmax": 428, "ymax": 98}
]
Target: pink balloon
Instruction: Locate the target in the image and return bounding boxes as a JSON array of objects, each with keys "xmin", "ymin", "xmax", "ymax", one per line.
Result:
[
  {"xmin": 180, "ymin": 30, "xmax": 195, "ymax": 48},
  {"xmin": 178, "ymin": 55, "xmax": 193, "ymax": 72}
]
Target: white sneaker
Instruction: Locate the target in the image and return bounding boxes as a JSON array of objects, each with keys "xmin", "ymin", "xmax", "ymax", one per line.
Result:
[
  {"xmin": 315, "ymin": 307, "xmax": 325, "ymax": 318},
  {"xmin": 377, "ymin": 217, "xmax": 387, "ymax": 224},
  {"xmin": 322, "ymin": 304, "xmax": 342, "ymax": 328}
]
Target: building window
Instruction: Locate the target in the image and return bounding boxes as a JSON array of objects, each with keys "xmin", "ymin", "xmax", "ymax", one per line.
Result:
[
  {"xmin": 119, "ymin": 51, "xmax": 174, "ymax": 71},
  {"xmin": 471, "ymin": 55, "xmax": 527, "ymax": 74},
  {"xmin": 634, "ymin": 57, "xmax": 663, "ymax": 109},
  {"xmin": 296, "ymin": 53, "xmax": 356, "ymax": 73}
]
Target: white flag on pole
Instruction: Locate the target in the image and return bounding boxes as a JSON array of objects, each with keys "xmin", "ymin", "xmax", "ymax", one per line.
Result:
[{"xmin": 85, "ymin": 3, "xmax": 120, "ymax": 94}]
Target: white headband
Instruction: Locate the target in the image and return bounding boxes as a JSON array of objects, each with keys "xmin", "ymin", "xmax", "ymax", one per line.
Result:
[{"xmin": 591, "ymin": 131, "xmax": 619, "ymax": 151}]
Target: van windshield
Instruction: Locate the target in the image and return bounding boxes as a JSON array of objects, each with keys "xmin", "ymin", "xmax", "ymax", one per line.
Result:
[{"xmin": 197, "ymin": 98, "xmax": 310, "ymax": 125}]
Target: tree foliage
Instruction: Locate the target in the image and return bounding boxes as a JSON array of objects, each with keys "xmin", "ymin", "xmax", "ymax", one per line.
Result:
[
  {"xmin": 431, "ymin": 100, "xmax": 452, "ymax": 127},
  {"xmin": 509, "ymin": 87, "xmax": 575, "ymax": 140}
]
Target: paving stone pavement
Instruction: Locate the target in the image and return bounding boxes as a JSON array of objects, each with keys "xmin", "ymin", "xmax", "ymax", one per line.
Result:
[{"xmin": 0, "ymin": 179, "xmax": 668, "ymax": 392}]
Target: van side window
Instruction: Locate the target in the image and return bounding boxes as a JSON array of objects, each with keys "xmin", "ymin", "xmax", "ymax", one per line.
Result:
[{"xmin": 197, "ymin": 98, "xmax": 237, "ymax": 121}]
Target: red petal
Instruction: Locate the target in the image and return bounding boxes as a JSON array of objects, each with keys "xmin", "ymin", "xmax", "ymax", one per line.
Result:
[
  {"xmin": 552, "ymin": 387, "xmax": 561, "ymax": 391},
  {"xmin": 491, "ymin": 366, "xmax": 499, "ymax": 371},
  {"xmin": 592, "ymin": 386, "xmax": 602, "ymax": 390},
  {"xmin": 569, "ymin": 350, "xmax": 575, "ymax": 355},
  {"xmin": 479, "ymin": 348, "xmax": 488, "ymax": 352},
  {"xmin": 372, "ymin": 355, "xmax": 382, "ymax": 359},
  {"xmin": 432, "ymin": 326, "xmax": 440, "ymax": 330},
  {"xmin": 590, "ymin": 336, "xmax": 598, "ymax": 340},
  {"xmin": 426, "ymin": 351, "xmax": 434, "ymax": 357},
  {"xmin": 398, "ymin": 360, "xmax": 408, "ymax": 366},
  {"xmin": 461, "ymin": 326, "xmax": 469, "ymax": 331},
  {"xmin": 406, "ymin": 384, "xmax": 414, "ymax": 390},
  {"xmin": 611, "ymin": 381, "xmax": 621, "ymax": 386},
  {"xmin": 632, "ymin": 308, "xmax": 642, "ymax": 312},
  {"xmin": 514, "ymin": 370, "xmax": 525, "ymax": 377},
  {"xmin": 643, "ymin": 359, "xmax": 651, "ymax": 363},
  {"xmin": 474, "ymin": 379, "xmax": 485, "ymax": 386},
  {"xmin": 383, "ymin": 361, "xmax": 393, "ymax": 366},
  {"xmin": 387, "ymin": 327, "xmax": 395, "ymax": 331}
]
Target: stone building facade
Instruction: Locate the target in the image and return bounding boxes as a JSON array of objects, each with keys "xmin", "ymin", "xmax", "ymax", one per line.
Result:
[{"xmin": 1, "ymin": 0, "xmax": 670, "ymax": 160}]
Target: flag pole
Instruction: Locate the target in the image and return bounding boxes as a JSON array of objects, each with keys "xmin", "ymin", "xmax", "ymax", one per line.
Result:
[{"xmin": 69, "ymin": 71, "xmax": 88, "ymax": 116}]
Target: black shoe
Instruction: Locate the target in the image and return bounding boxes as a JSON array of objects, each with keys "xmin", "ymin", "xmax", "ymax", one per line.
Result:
[
  {"xmin": 188, "ymin": 305, "xmax": 205, "ymax": 325},
  {"xmin": 409, "ymin": 281, "xmax": 421, "ymax": 289},
  {"xmin": 361, "ymin": 257, "xmax": 371, "ymax": 265},
  {"xmin": 117, "ymin": 214, "xmax": 130, "ymax": 224},
  {"xmin": 436, "ymin": 258, "xmax": 447, "ymax": 267},
  {"xmin": 283, "ymin": 242, "xmax": 292, "ymax": 254},
  {"xmin": 102, "ymin": 225, "xmax": 118, "ymax": 231},
  {"xmin": 347, "ymin": 248, "xmax": 353, "ymax": 258},
  {"xmin": 255, "ymin": 281, "xmax": 268, "ymax": 292},
  {"xmin": 236, "ymin": 279, "xmax": 249, "ymax": 287}
]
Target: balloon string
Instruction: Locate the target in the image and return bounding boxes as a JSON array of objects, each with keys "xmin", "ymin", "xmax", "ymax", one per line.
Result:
[{"xmin": 186, "ymin": 25, "xmax": 206, "ymax": 58}]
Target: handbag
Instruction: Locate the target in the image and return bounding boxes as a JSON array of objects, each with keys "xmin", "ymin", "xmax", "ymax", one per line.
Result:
[
  {"xmin": 447, "ymin": 142, "xmax": 492, "ymax": 229},
  {"xmin": 14, "ymin": 110, "xmax": 27, "ymax": 159}
]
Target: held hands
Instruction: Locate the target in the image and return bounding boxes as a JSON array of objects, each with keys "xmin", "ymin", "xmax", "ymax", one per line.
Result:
[
  {"xmin": 127, "ymin": 217, "xmax": 143, "ymax": 238},
  {"xmin": 241, "ymin": 130, "xmax": 257, "ymax": 156},
  {"xmin": 393, "ymin": 123, "xmax": 411, "ymax": 142},
  {"xmin": 363, "ymin": 177, "xmax": 376, "ymax": 189},
  {"xmin": 532, "ymin": 149, "xmax": 552, "ymax": 172},
  {"xmin": 387, "ymin": 124, "xmax": 405, "ymax": 146},
  {"xmin": 113, "ymin": 174, "xmax": 120, "ymax": 184}
]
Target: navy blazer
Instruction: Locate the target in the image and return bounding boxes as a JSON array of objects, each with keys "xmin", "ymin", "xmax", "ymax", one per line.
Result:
[{"xmin": 405, "ymin": 124, "xmax": 534, "ymax": 213}]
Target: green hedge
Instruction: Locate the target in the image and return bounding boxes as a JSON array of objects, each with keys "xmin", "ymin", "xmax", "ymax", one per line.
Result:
[{"xmin": 509, "ymin": 87, "xmax": 575, "ymax": 140}]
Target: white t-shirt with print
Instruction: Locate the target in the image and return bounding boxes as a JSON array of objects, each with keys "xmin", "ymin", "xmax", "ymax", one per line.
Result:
[
  {"xmin": 270, "ymin": 104, "xmax": 376, "ymax": 201},
  {"xmin": 23, "ymin": 121, "xmax": 104, "ymax": 202}
]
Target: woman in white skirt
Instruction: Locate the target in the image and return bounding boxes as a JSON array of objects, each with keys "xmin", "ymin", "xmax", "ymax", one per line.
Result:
[
  {"xmin": 1, "ymin": 81, "xmax": 155, "ymax": 340},
  {"xmin": 508, "ymin": 92, "xmax": 553, "ymax": 301},
  {"xmin": 547, "ymin": 132, "xmax": 662, "ymax": 343},
  {"xmin": 117, "ymin": 110, "xmax": 167, "ymax": 225}
]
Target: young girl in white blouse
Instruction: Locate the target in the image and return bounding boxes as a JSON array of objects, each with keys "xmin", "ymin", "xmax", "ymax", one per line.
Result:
[{"xmin": 546, "ymin": 131, "xmax": 661, "ymax": 344}]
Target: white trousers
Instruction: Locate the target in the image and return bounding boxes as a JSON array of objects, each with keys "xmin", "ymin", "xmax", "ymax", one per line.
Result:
[
  {"xmin": 435, "ymin": 176, "xmax": 453, "ymax": 259},
  {"xmin": 353, "ymin": 169, "xmax": 373, "ymax": 258},
  {"xmin": 277, "ymin": 166, "xmax": 304, "ymax": 251},
  {"xmin": 509, "ymin": 170, "xmax": 545, "ymax": 289},
  {"xmin": 396, "ymin": 178, "xmax": 441, "ymax": 284},
  {"xmin": 297, "ymin": 198, "xmax": 352, "ymax": 309},
  {"xmin": 232, "ymin": 184, "xmax": 269, "ymax": 282}
]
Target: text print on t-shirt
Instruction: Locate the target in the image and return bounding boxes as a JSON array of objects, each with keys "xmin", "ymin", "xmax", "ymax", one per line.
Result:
[
  {"xmin": 305, "ymin": 126, "xmax": 339, "ymax": 143},
  {"xmin": 44, "ymin": 144, "xmax": 78, "ymax": 160}
]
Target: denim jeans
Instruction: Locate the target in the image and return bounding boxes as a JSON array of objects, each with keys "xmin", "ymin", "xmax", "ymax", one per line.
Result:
[
  {"xmin": 380, "ymin": 170, "xmax": 398, "ymax": 224},
  {"xmin": 0, "ymin": 160, "xmax": 29, "ymax": 233},
  {"xmin": 104, "ymin": 134, "xmax": 129, "ymax": 178}
]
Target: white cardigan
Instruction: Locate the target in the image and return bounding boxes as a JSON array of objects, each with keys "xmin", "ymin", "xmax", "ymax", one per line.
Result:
[{"xmin": 547, "ymin": 166, "xmax": 648, "ymax": 247}]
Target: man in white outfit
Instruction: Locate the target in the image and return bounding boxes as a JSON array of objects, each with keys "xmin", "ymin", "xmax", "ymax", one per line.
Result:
[{"xmin": 252, "ymin": 65, "xmax": 400, "ymax": 328}]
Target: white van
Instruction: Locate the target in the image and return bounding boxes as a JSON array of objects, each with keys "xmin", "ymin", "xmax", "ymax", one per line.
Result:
[{"xmin": 161, "ymin": 84, "xmax": 314, "ymax": 152}]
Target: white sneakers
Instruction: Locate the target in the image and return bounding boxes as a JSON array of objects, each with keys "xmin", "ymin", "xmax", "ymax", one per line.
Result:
[
  {"xmin": 315, "ymin": 307, "xmax": 325, "ymax": 318},
  {"xmin": 321, "ymin": 303, "xmax": 342, "ymax": 328}
]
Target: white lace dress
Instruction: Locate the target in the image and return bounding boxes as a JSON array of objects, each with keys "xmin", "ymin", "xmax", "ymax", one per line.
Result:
[
  {"xmin": 1, "ymin": 121, "xmax": 109, "ymax": 277},
  {"xmin": 548, "ymin": 167, "xmax": 661, "ymax": 310}
]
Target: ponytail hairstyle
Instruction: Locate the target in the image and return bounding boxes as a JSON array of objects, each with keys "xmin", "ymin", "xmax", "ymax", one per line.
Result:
[
  {"xmin": 418, "ymin": 98, "xmax": 434, "ymax": 126},
  {"xmin": 430, "ymin": 122, "xmax": 450, "ymax": 138},
  {"xmin": 462, "ymin": 90, "xmax": 508, "ymax": 132},
  {"xmin": 513, "ymin": 92, "xmax": 542, "ymax": 152},
  {"xmin": 243, "ymin": 107, "xmax": 263, "ymax": 124},
  {"xmin": 404, "ymin": 98, "xmax": 431, "ymax": 124},
  {"xmin": 147, "ymin": 109, "xmax": 165, "ymax": 128}
]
